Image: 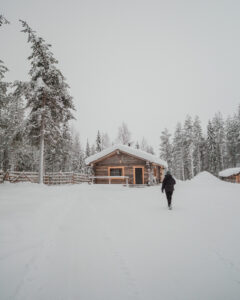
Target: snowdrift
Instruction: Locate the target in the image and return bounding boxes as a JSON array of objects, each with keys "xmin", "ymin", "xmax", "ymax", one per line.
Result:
[
  {"xmin": 190, "ymin": 171, "xmax": 221, "ymax": 184},
  {"xmin": 1, "ymin": 175, "xmax": 240, "ymax": 300}
]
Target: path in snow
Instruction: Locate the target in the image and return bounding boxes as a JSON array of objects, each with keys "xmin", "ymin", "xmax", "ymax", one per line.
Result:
[{"xmin": 0, "ymin": 174, "xmax": 240, "ymax": 300}]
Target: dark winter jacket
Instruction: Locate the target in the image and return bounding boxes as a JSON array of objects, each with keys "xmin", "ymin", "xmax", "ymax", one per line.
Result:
[{"xmin": 161, "ymin": 174, "xmax": 176, "ymax": 193}]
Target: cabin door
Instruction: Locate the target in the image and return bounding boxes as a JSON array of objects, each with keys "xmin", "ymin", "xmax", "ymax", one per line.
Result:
[{"xmin": 135, "ymin": 168, "xmax": 143, "ymax": 184}]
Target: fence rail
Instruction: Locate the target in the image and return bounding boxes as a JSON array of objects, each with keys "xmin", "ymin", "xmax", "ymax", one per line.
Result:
[
  {"xmin": 90, "ymin": 176, "xmax": 129, "ymax": 185},
  {"xmin": 1, "ymin": 171, "xmax": 92, "ymax": 185},
  {"xmin": 0, "ymin": 171, "xmax": 130, "ymax": 186},
  {"xmin": 0, "ymin": 171, "xmax": 4, "ymax": 183}
]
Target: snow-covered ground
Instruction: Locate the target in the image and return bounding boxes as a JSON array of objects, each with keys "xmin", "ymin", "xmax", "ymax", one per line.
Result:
[{"xmin": 1, "ymin": 172, "xmax": 240, "ymax": 300}]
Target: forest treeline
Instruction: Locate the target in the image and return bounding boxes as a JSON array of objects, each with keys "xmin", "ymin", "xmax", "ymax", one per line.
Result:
[
  {"xmin": 1, "ymin": 15, "xmax": 239, "ymax": 181},
  {"xmin": 159, "ymin": 108, "xmax": 240, "ymax": 180}
]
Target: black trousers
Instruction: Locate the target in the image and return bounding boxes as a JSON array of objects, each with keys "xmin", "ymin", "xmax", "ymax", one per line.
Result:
[{"xmin": 165, "ymin": 190, "xmax": 173, "ymax": 207}]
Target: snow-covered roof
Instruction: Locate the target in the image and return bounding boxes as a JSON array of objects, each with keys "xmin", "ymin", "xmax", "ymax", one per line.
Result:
[
  {"xmin": 219, "ymin": 168, "xmax": 240, "ymax": 177},
  {"xmin": 85, "ymin": 144, "xmax": 167, "ymax": 167}
]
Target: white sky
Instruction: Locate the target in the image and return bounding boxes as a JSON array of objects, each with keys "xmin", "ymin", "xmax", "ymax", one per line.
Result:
[{"xmin": 1, "ymin": 0, "xmax": 240, "ymax": 153}]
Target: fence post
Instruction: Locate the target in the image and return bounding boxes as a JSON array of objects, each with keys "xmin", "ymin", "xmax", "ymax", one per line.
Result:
[{"xmin": 72, "ymin": 172, "xmax": 75, "ymax": 184}]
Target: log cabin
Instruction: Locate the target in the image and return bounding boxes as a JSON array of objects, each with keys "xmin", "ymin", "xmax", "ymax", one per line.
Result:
[
  {"xmin": 85, "ymin": 144, "xmax": 167, "ymax": 185},
  {"xmin": 219, "ymin": 167, "xmax": 240, "ymax": 183}
]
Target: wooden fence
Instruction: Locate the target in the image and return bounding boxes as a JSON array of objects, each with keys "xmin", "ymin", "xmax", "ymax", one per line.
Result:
[
  {"xmin": 0, "ymin": 170, "xmax": 4, "ymax": 183},
  {"xmin": 0, "ymin": 171, "xmax": 131, "ymax": 186},
  {"xmin": 44, "ymin": 172, "xmax": 91, "ymax": 185},
  {"xmin": 1, "ymin": 171, "xmax": 91, "ymax": 185}
]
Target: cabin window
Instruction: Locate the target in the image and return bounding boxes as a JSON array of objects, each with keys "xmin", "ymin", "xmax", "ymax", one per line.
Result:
[{"xmin": 110, "ymin": 168, "xmax": 122, "ymax": 176}]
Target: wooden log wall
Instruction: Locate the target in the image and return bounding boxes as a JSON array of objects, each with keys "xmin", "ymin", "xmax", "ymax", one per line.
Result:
[{"xmin": 93, "ymin": 151, "xmax": 164, "ymax": 184}]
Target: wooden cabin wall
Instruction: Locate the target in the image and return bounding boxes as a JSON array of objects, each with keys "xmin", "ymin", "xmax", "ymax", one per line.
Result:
[
  {"xmin": 220, "ymin": 174, "xmax": 240, "ymax": 183},
  {"xmin": 160, "ymin": 166, "xmax": 164, "ymax": 182},
  {"xmin": 93, "ymin": 152, "xmax": 151, "ymax": 184},
  {"xmin": 236, "ymin": 174, "xmax": 240, "ymax": 183}
]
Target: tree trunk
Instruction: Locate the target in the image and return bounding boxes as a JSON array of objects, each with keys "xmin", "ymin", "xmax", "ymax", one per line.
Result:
[
  {"xmin": 39, "ymin": 127, "xmax": 44, "ymax": 184},
  {"xmin": 39, "ymin": 95, "xmax": 45, "ymax": 184}
]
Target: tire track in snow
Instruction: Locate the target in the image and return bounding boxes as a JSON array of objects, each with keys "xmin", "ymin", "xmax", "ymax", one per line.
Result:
[
  {"xmin": 213, "ymin": 250, "xmax": 240, "ymax": 285},
  {"xmin": 10, "ymin": 197, "xmax": 77, "ymax": 300},
  {"xmin": 87, "ymin": 195, "xmax": 143, "ymax": 300}
]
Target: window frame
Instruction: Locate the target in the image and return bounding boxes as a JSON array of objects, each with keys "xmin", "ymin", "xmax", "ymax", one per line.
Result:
[{"xmin": 108, "ymin": 166, "xmax": 125, "ymax": 177}]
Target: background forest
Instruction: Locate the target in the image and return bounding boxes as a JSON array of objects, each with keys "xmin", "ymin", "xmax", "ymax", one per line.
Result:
[{"xmin": 1, "ymin": 15, "xmax": 240, "ymax": 180}]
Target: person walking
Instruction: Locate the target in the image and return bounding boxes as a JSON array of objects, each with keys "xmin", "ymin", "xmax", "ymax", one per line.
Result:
[{"xmin": 161, "ymin": 171, "xmax": 176, "ymax": 210}]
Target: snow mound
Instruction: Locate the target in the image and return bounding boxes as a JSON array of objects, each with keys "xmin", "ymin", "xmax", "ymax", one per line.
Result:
[
  {"xmin": 219, "ymin": 167, "xmax": 240, "ymax": 177},
  {"xmin": 191, "ymin": 171, "xmax": 221, "ymax": 184}
]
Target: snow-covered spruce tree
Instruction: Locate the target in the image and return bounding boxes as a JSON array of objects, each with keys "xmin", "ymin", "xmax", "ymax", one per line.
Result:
[
  {"xmin": 117, "ymin": 122, "xmax": 131, "ymax": 145},
  {"xmin": 212, "ymin": 112, "xmax": 226, "ymax": 172},
  {"xmin": 90, "ymin": 144, "xmax": 96, "ymax": 156},
  {"xmin": 225, "ymin": 115, "xmax": 239, "ymax": 168},
  {"xmin": 146, "ymin": 145, "xmax": 155, "ymax": 154},
  {"xmin": 3, "ymin": 81, "xmax": 26, "ymax": 171},
  {"xmin": 192, "ymin": 116, "xmax": 203, "ymax": 175},
  {"xmin": 96, "ymin": 130, "xmax": 102, "ymax": 152},
  {"xmin": 0, "ymin": 15, "xmax": 10, "ymax": 27},
  {"xmin": 159, "ymin": 128, "xmax": 173, "ymax": 172},
  {"xmin": 140, "ymin": 137, "xmax": 148, "ymax": 152},
  {"xmin": 71, "ymin": 133, "xmax": 85, "ymax": 172},
  {"xmin": 59, "ymin": 123, "xmax": 73, "ymax": 171},
  {"xmin": 172, "ymin": 122, "xmax": 185, "ymax": 180},
  {"xmin": 0, "ymin": 62, "xmax": 12, "ymax": 171},
  {"xmin": 182, "ymin": 116, "xmax": 194, "ymax": 180},
  {"xmin": 20, "ymin": 20, "xmax": 75, "ymax": 183},
  {"xmin": 85, "ymin": 139, "xmax": 91, "ymax": 158},
  {"xmin": 44, "ymin": 123, "xmax": 73, "ymax": 172},
  {"xmin": 206, "ymin": 121, "xmax": 218, "ymax": 174},
  {"xmin": 102, "ymin": 132, "xmax": 111, "ymax": 149},
  {"xmin": 237, "ymin": 104, "xmax": 240, "ymax": 165},
  {"xmin": 138, "ymin": 137, "xmax": 155, "ymax": 154},
  {"xmin": 0, "ymin": 17, "xmax": 10, "ymax": 170}
]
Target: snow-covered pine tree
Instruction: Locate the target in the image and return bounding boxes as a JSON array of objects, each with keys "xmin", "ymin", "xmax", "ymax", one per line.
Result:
[
  {"xmin": 20, "ymin": 20, "xmax": 75, "ymax": 183},
  {"xmin": 159, "ymin": 128, "xmax": 173, "ymax": 172},
  {"xmin": 138, "ymin": 137, "xmax": 154, "ymax": 154},
  {"xmin": 96, "ymin": 130, "xmax": 102, "ymax": 152},
  {"xmin": 117, "ymin": 122, "xmax": 131, "ymax": 145},
  {"xmin": 182, "ymin": 116, "xmax": 194, "ymax": 179},
  {"xmin": 60, "ymin": 123, "xmax": 73, "ymax": 171},
  {"xmin": 0, "ymin": 15, "xmax": 10, "ymax": 27},
  {"xmin": 140, "ymin": 137, "xmax": 148, "ymax": 152},
  {"xmin": 237, "ymin": 104, "xmax": 240, "ymax": 165},
  {"xmin": 85, "ymin": 139, "xmax": 91, "ymax": 158},
  {"xmin": 71, "ymin": 133, "xmax": 85, "ymax": 172},
  {"xmin": 172, "ymin": 122, "xmax": 185, "ymax": 180},
  {"xmin": 45, "ymin": 124, "xmax": 73, "ymax": 172},
  {"xmin": 0, "ymin": 17, "xmax": 10, "ymax": 170},
  {"xmin": 146, "ymin": 145, "xmax": 155, "ymax": 154},
  {"xmin": 102, "ymin": 132, "xmax": 111, "ymax": 149},
  {"xmin": 192, "ymin": 116, "xmax": 203, "ymax": 175},
  {"xmin": 206, "ymin": 121, "xmax": 218, "ymax": 174},
  {"xmin": 225, "ymin": 115, "xmax": 239, "ymax": 168},
  {"xmin": 212, "ymin": 112, "xmax": 225, "ymax": 172},
  {"xmin": 0, "ymin": 60, "xmax": 11, "ymax": 171},
  {"xmin": 90, "ymin": 144, "xmax": 96, "ymax": 156},
  {"xmin": 3, "ymin": 81, "xmax": 26, "ymax": 171}
]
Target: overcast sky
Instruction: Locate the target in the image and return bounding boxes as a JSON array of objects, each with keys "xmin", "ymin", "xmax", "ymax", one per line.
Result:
[{"xmin": 1, "ymin": 0, "xmax": 240, "ymax": 153}]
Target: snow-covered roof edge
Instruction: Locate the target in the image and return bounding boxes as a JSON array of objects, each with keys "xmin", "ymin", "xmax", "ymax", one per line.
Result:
[
  {"xmin": 219, "ymin": 167, "xmax": 240, "ymax": 177},
  {"xmin": 85, "ymin": 144, "xmax": 168, "ymax": 167}
]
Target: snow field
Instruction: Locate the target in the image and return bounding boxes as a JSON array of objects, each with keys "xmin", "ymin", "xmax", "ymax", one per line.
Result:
[{"xmin": 0, "ymin": 173, "xmax": 240, "ymax": 300}]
